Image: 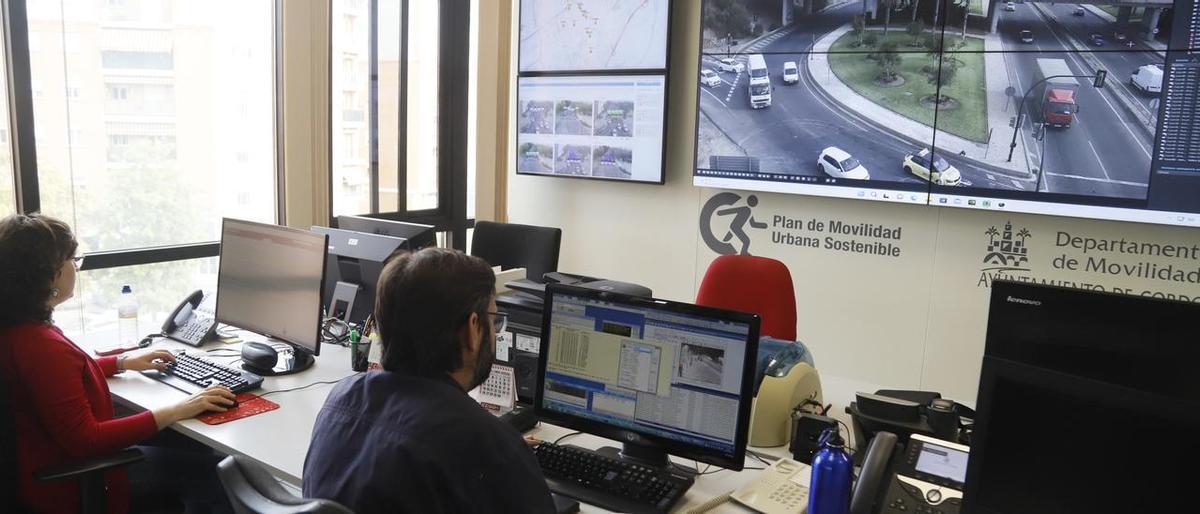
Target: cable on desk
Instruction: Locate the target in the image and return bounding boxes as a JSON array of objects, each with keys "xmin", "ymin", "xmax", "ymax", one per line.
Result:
[
  {"xmin": 684, "ymin": 490, "xmax": 733, "ymax": 514},
  {"xmin": 257, "ymin": 374, "xmax": 359, "ymax": 398},
  {"xmin": 747, "ymin": 449, "xmax": 778, "ymax": 467},
  {"xmin": 552, "ymin": 431, "xmax": 581, "ymax": 446}
]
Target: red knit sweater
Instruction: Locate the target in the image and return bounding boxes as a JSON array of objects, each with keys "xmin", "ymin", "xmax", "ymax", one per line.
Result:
[{"xmin": 0, "ymin": 322, "xmax": 158, "ymax": 513}]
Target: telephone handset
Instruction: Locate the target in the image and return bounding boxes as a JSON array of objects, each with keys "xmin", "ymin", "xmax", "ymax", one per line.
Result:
[
  {"xmin": 730, "ymin": 457, "xmax": 812, "ymax": 514},
  {"xmin": 162, "ymin": 290, "xmax": 216, "ymax": 346}
]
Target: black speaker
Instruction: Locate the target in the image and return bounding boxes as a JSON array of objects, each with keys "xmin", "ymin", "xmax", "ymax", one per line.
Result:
[{"xmin": 789, "ymin": 412, "xmax": 837, "ymax": 464}]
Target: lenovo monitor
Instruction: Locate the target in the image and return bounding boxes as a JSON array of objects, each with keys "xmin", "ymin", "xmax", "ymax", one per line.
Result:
[{"xmin": 965, "ymin": 281, "xmax": 1200, "ymax": 513}]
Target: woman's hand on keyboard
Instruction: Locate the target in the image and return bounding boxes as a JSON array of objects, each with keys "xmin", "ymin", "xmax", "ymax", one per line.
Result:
[
  {"xmin": 123, "ymin": 349, "xmax": 176, "ymax": 372},
  {"xmin": 153, "ymin": 385, "xmax": 237, "ymax": 428}
]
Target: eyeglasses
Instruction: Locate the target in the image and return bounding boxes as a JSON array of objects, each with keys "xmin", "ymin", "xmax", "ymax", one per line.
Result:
[{"xmin": 486, "ymin": 311, "xmax": 508, "ymax": 335}]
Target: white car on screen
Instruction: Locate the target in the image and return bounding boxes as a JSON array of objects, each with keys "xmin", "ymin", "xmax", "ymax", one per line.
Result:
[
  {"xmin": 717, "ymin": 58, "xmax": 744, "ymax": 74},
  {"xmin": 817, "ymin": 147, "xmax": 870, "ymax": 180},
  {"xmin": 700, "ymin": 69, "xmax": 722, "ymax": 87},
  {"xmin": 782, "ymin": 61, "xmax": 799, "ymax": 84}
]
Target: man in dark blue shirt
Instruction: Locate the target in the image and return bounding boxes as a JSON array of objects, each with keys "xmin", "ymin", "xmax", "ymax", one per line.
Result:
[{"xmin": 303, "ymin": 248, "xmax": 555, "ymax": 513}]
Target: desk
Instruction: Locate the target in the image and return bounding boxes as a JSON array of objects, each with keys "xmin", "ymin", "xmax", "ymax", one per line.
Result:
[
  {"xmin": 76, "ymin": 331, "xmax": 356, "ymax": 487},
  {"xmin": 78, "ymin": 330, "xmax": 868, "ymax": 513}
]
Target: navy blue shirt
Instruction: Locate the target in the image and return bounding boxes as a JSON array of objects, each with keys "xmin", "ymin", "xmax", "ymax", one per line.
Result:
[{"xmin": 303, "ymin": 371, "xmax": 555, "ymax": 514}]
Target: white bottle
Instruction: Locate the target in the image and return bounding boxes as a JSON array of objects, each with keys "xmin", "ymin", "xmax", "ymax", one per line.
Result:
[{"xmin": 117, "ymin": 285, "xmax": 139, "ymax": 346}]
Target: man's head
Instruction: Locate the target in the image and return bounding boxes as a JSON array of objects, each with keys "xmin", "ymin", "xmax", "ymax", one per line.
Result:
[{"xmin": 375, "ymin": 247, "xmax": 498, "ymax": 390}]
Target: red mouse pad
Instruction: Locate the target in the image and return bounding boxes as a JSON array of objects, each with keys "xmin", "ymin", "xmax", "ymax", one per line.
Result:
[{"xmin": 197, "ymin": 393, "xmax": 279, "ymax": 425}]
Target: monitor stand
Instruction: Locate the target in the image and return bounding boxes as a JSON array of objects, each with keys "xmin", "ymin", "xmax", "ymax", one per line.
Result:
[
  {"xmin": 240, "ymin": 340, "xmax": 315, "ymax": 376},
  {"xmin": 592, "ymin": 441, "xmax": 695, "ymax": 476}
]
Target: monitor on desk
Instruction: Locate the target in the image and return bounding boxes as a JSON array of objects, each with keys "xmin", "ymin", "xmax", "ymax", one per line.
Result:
[
  {"xmin": 964, "ymin": 281, "xmax": 1200, "ymax": 513},
  {"xmin": 334, "ymin": 215, "xmax": 436, "ymax": 251},
  {"xmin": 534, "ymin": 284, "xmax": 760, "ymax": 471},
  {"xmin": 310, "ymin": 226, "xmax": 407, "ymax": 326},
  {"xmin": 216, "ymin": 218, "xmax": 328, "ymax": 374}
]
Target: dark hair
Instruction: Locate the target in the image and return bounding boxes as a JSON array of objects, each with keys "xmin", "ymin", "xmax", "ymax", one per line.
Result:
[
  {"xmin": 0, "ymin": 213, "xmax": 78, "ymax": 329},
  {"xmin": 375, "ymin": 247, "xmax": 496, "ymax": 376}
]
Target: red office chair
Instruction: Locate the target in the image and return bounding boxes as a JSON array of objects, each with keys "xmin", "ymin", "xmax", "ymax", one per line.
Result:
[{"xmin": 696, "ymin": 255, "xmax": 796, "ymax": 341}]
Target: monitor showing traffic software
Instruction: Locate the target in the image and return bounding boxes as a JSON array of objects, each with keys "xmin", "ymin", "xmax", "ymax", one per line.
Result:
[
  {"xmin": 535, "ymin": 284, "xmax": 760, "ymax": 470},
  {"xmin": 216, "ymin": 218, "xmax": 328, "ymax": 355}
]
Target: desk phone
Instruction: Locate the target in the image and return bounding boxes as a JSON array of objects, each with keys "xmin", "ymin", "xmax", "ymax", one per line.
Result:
[{"xmin": 731, "ymin": 457, "xmax": 811, "ymax": 514}]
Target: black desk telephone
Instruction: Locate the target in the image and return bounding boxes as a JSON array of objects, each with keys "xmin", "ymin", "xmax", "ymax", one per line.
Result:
[
  {"xmin": 850, "ymin": 432, "xmax": 969, "ymax": 514},
  {"xmin": 161, "ymin": 290, "xmax": 217, "ymax": 346}
]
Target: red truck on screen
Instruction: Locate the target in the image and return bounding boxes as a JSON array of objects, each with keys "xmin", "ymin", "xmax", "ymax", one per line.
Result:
[{"xmin": 1036, "ymin": 58, "xmax": 1080, "ymax": 128}]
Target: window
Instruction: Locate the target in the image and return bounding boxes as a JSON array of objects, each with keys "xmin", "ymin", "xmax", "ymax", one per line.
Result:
[
  {"xmin": 0, "ymin": 20, "xmax": 13, "ymax": 215},
  {"xmin": 8, "ymin": 0, "xmax": 278, "ymax": 334},
  {"xmin": 330, "ymin": 0, "xmax": 472, "ymax": 248}
]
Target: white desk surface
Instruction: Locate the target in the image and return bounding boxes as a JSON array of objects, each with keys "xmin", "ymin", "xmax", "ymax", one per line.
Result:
[{"xmin": 77, "ymin": 330, "xmax": 873, "ymax": 513}]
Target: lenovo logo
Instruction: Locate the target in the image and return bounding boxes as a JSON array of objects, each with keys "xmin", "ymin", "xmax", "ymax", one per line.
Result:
[{"xmin": 1006, "ymin": 296, "xmax": 1042, "ymax": 306}]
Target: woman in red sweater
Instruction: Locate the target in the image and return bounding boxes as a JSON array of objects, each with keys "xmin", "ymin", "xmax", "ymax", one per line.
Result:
[{"xmin": 0, "ymin": 213, "xmax": 237, "ymax": 513}]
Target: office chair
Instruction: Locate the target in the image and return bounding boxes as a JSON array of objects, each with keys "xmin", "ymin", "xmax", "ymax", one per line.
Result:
[
  {"xmin": 696, "ymin": 255, "xmax": 797, "ymax": 341},
  {"xmin": 1, "ymin": 377, "xmax": 145, "ymax": 514},
  {"xmin": 470, "ymin": 221, "xmax": 562, "ymax": 283},
  {"xmin": 217, "ymin": 455, "xmax": 353, "ymax": 514}
]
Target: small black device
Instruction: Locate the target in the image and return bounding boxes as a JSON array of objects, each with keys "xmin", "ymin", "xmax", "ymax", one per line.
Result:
[
  {"xmin": 310, "ymin": 226, "xmax": 407, "ymax": 326},
  {"xmin": 963, "ymin": 281, "xmax": 1200, "ymax": 513},
  {"xmin": 161, "ymin": 290, "xmax": 216, "ymax": 346},
  {"xmin": 143, "ymin": 352, "xmax": 263, "ymax": 394},
  {"xmin": 507, "ymin": 272, "xmax": 653, "ymax": 300},
  {"xmin": 334, "ymin": 214, "xmax": 435, "ymax": 250},
  {"xmin": 533, "ymin": 442, "xmax": 693, "ymax": 514},
  {"xmin": 789, "ymin": 412, "xmax": 838, "ymax": 464}
]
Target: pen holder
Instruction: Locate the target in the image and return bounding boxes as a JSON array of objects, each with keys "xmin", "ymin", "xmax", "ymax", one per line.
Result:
[{"xmin": 350, "ymin": 340, "xmax": 371, "ymax": 372}]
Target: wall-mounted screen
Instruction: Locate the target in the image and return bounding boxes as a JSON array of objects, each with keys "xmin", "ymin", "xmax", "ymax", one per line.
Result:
[
  {"xmin": 517, "ymin": 0, "xmax": 673, "ymax": 185},
  {"xmin": 517, "ymin": 75, "xmax": 667, "ymax": 182},
  {"xmin": 518, "ymin": 0, "xmax": 671, "ymax": 72},
  {"xmin": 693, "ymin": 0, "xmax": 1200, "ymax": 228}
]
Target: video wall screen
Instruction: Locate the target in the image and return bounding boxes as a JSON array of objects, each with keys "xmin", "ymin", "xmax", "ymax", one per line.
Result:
[
  {"xmin": 517, "ymin": 0, "xmax": 673, "ymax": 184},
  {"xmin": 693, "ymin": 0, "xmax": 1200, "ymax": 228}
]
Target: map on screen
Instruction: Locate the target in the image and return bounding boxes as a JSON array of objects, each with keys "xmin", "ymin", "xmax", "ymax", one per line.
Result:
[{"xmin": 519, "ymin": 0, "xmax": 669, "ymax": 72}]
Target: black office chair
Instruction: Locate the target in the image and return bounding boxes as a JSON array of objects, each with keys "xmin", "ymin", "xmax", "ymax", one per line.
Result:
[
  {"xmin": 1, "ymin": 376, "xmax": 146, "ymax": 514},
  {"xmin": 217, "ymin": 455, "xmax": 352, "ymax": 514},
  {"xmin": 470, "ymin": 221, "xmax": 562, "ymax": 283}
]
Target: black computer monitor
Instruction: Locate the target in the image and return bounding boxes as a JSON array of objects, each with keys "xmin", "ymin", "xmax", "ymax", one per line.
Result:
[
  {"xmin": 216, "ymin": 218, "xmax": 328, "ymax": 373},
  {"xmin": 534, "ymin": 284, "xmax": 761, "ymax": 471},
  {"xmin": 310, "ymin": 226, "xmax": 407, "ymax": 326},
  {"xmin": 964, "ymin": 281, "xmax": 1200, "ymax": 513},
  {"xmin": 335, "ymin": 214, "xmax": 436, "ymax": 250}
]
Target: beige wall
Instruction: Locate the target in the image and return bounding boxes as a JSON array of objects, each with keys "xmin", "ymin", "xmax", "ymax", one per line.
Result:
[{"xmin": 503, "ymin": 1, "xmax": 1200, "ymax": 403}]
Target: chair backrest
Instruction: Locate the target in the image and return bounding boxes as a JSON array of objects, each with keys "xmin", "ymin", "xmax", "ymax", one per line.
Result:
[
  {"xmin": 696, "ymin": 255, "xmax": 797, "ymax": 341},
  {"xmin": 217, "ymin": 455, "xmax": 352, "ymax": 514},
  {"xmin": 470, "ymin": 221, "xmax": 562, "ymax": 282}
]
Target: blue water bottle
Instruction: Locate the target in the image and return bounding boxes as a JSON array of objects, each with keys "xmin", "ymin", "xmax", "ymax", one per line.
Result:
[{"xmin": 808, "ymin": 426, "xmax": 853, "ymax": 514}]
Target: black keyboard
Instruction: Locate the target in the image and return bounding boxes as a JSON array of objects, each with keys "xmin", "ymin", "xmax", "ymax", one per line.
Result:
[
  {"xmin": 533, "ymin": 443, "xmax": 694, "ymax": 514},
  {"xmin": 145, "ymin": 352, "xmax": 263, "ymax": 394}
]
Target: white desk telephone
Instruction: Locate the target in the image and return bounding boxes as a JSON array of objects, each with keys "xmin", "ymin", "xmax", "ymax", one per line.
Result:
[
  {"xmin": 686, "ymin": 457, "xmax": 811, "ymax": 514},
  {"xmin": 732, "ymin": 457, "xmax": 811, "ymax": 514}
]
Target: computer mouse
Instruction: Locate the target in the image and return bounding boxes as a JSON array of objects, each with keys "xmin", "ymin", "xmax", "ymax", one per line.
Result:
[{"xmin": 240, "ymin": 341, "xmax": 279, "ymax": 371}]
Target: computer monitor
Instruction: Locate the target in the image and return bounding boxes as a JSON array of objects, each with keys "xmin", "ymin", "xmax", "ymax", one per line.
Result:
[
  {"xmin": 534, "ymin": 283, "xmax": 760, "ymax": 471},
  {"xmin": 310, "ymin": 226, "xmax": 407, "ymax": 326},
  {"xmin": 335, "ymin": 214, "xmax": 436, "ymax": 250},
  {"xmin": 216, "ymin": 218, "xmax": 328, "ymax": 374},
  {"xmin": 964, "ymin": 281, "xmax": 1200, "ymax": 513}
]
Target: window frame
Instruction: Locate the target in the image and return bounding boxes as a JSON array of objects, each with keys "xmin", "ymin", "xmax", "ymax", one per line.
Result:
[
  {"xmin": 328, "ymin": 0, "xmax": 473, "ymax": 250},
  {"xmin": 1, "ymin": 0, "xmax": 285, "ymax": 271}
]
